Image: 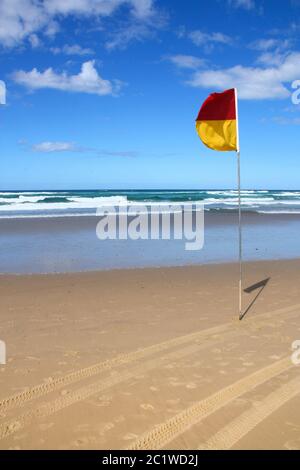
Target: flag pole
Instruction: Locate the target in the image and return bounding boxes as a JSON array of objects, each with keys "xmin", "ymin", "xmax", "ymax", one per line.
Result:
[
  {"xmin": 234, "ymin": 88, "xmax": 242, "ymax": 320},
  {"xmin": 237, "ymin": 149, "xmax": 242, "ymax": 319}
]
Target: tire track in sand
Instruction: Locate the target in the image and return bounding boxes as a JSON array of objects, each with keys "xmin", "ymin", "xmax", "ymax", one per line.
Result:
[
  {"xmin": 0, "ymin": 322, "xmax": 231, "ymax": 413},
  {"xmin": 1, "ymin": 303, "xmax": 299, "ymax": 414},
  {"xmin": 0, "ymin": 314, "xmax": 291, "ymax": 443},
  {"xmin": 0, "ymin": 337, "xmax": 235, "ymax": 441},
  {"xmin": 127, "ymin": 357, "xmax": 293, "ymax": 450},
  {"xmin": 198, "ymin": 375, "xmax": 300, "ymax": 450}
]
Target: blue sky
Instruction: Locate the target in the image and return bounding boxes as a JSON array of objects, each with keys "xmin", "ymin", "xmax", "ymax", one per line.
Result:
[{"xmin": 1, "ymin": 0, "xmax": 300, "ymax": 190}]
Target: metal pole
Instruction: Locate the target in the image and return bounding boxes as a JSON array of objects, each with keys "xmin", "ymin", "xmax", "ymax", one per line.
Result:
[
  {"xmin": 234, "ymin": 88, "xmax": 242, "ymax": 320},
  {"xmin": 237, "ymin": 150, "xmax": 242, "ymax": 320}
]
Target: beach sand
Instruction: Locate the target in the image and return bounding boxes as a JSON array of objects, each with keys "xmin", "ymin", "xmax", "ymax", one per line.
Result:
[{"xmin": 1, "ymin": 259, "xmax": 300, "ymax": 450}]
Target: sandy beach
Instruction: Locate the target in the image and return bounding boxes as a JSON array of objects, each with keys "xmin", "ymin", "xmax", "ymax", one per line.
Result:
[{"xmin": 1, "ymin": 259, "xmax": 300, "ymax": 450}]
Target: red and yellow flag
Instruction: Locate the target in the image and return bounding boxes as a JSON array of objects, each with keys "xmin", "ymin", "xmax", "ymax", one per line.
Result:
[{"xmin": 195, "ymin": 88, "xmax": 238, "ymax": 152}]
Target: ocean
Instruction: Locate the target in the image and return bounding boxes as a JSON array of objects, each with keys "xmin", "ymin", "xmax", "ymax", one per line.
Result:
[{"xmin": 1, "ymin": 189, "xmax": 300, "ymax": 218}]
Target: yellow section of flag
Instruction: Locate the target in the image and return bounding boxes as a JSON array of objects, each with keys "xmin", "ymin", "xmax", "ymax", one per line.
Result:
[{"xmin": 195, "ymin": 119, "xmax": 237, "ymax": 152}]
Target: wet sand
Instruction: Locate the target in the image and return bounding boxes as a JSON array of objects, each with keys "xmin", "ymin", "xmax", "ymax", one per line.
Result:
[
  {"xmin": 1, "ymin": 212, "xmax": 300, "ymax": 273},
  {"xmin": 1, "ymin": 259, "xmax": 300, "ymax": 449}
]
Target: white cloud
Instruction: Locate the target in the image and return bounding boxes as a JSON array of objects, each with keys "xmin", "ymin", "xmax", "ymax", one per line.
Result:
[
  {"xmin": 104, "ymin": 3, "xmax": 166, "ymax": 51},
  {"xmin": 44, "ymin": 0, "xmax": 154, "ymax": 19},
  {"xmin": 32, "ymin": 141, "xmax": 80, "ymax": 153},
  {"xmin": 189, "ymin": 30, "xmax": 232, "ymax": 47},
  {"xmin": 105, "ymin": 23, "xmax": 153, "ymax": 50},
  {"xmin": 228, "ymin": 0, "xmax": 255, "ymax": 10},
  {"xmin": 12, "ymin": 60, "xmax": 123, "ymax": 96},
  {"xmin": 44, "ymin": 20, "xmax": 60, "ymax": 38},
  {"xmin": 250, "ymin": 38, "xmax": 281, "ymax": 51},
  {"xmin": 0, "ymin": 80, "xmax": 6, "ymax": 105},
  {"xmin": 175, "ymin": 26, "xmax": 232, "ymax": 54},
  {"xmin": 125, "ymin": 0, "xmax": 154, "ymax": 19},
  {"xmin": 50, "ymin": 44, "xmax": 94, "ymax": 56},
  {"xmin": 272, "ymin": 116, "xmax": 300, "ymax": 125},
  {"xmin": 187, "ymin": 52, "xmax": 300, "ymax": 100},
  {"xmin": 250, "ymin": 38, "xmax": 292, "ymax": 66},
  {"xmin": 0, "ymin": 0, "xmax": 48, "ymax": 47},
  {"xmin": 28, "ymin": 33, "xmax": 41, "ymax": 48},
  {"xmin": 0, "ymin": 0, "xmax": 156, "ymax": 47},
  {"xmin": 167, "ymin": 55, "xmax": 205, "ymax": 69},
  {"xmin": 257, "ymin": 51, "xmax": 288, "ymax": 66},
  {"xmin": 31, "ymin": 141, "xmax": 138, "ymax": 156}
]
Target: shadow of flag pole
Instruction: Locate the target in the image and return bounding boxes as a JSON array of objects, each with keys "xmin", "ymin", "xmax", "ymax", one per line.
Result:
[{"xmin": 195, "ymin": 87, "xmax": 242, "ymax": 321}]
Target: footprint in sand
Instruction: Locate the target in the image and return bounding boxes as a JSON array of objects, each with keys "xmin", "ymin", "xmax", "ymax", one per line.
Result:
[
  {"xmin": 285, "ymin": 439, "xmax": 300, "ymax": 450},
  {"xmin": 115, "ymin": 415, "xmax": 125, "ymax": 424},
  {"xmin": 14, "ymin": 368, "xmax": 34, "ymax": 375},
  {"xmin": 73, "ymin": 437, "xmax": 91, "ymax": 447},
  {"xmin": 211, "ymin": 335, "xmax": 221, "ymax": 340},
  {"xmin": 166, "ymin": 398, "xmax": 180, "ymax": 405},
  {"xmin": 98, "ymin": 422, "xmax": 115, "ymax": 436},
  {"xmin": 96, "ymin": 399, "xmax": 111, "ymax": 407},
  {"xmin": 170, "ymin": 381, "xmax": 186, "ymax": 387},
  {"xmin": 64, "ymin": 350, "xmax": 79, "ymax": 357},
  {"xmin": 89, "ymin": 395, "xmax": 112, "ymax": 407},
  {"xmin": 286, "ymin": 421, "xmax": 300, "ymax": 432},
  {"xmin": 43, "ymin": 376, "xmax": 54, "ymax": 384},
  {"xmin": 3, "ymin": 421, "xmax": 22, "ymax": 436},
  {"xmin": 186, "ymin": 382, "xmax": 197, "ymax": 389},
  {"xmin": 123, "ymin": 433, "xmax": 139, "ymax": 441},
  {"xmin": 74, "ymin": 424, "xmax": 90, "ymax": 432},
  {"xmin": 140, "ymin": 403, "xmax": 155, "ymax": 411},
  {"xmin": 39, "ymin": 422, "xmax": 54, "ymax": 431}
]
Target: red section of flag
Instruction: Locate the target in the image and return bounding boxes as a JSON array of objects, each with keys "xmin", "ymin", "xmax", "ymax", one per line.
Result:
[{"xmin": 196, "ymin": 88, "xmax": 236, "ymax": 121}]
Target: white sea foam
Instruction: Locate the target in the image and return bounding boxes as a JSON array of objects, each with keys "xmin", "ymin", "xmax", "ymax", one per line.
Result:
[
  {"xmin": 202, "ymin": 197, "xmax": 276, "ymax": 205},
  {"xmin": 1, "ymin": 190, "xmax": 300, "ymax": 218},
  {"xmin": 0, "ymin": 196, "xmax": 205, "ymax": 218},
  {"xmin": 0, "ymin": 195, "xmax": 128, "ymax": 211},
  {"xmin": 257, "ymin": 210, "xmax": 300, "ymax": 214}
]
